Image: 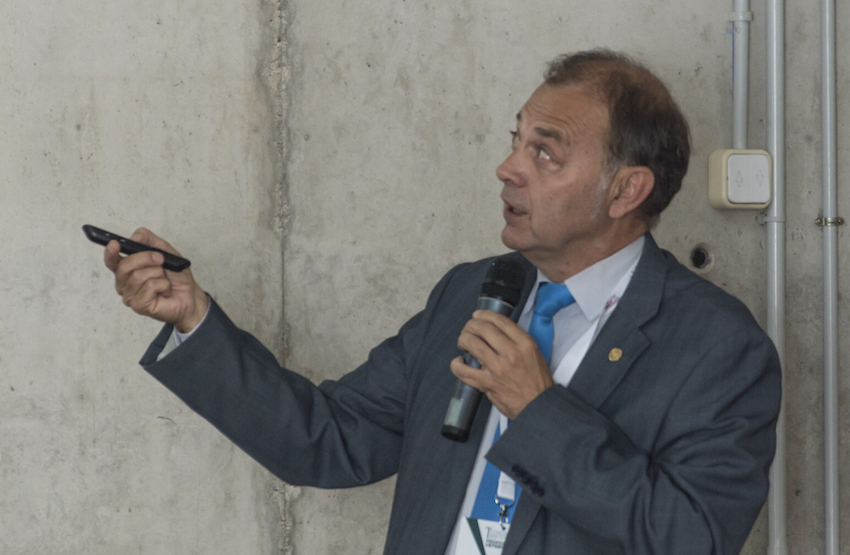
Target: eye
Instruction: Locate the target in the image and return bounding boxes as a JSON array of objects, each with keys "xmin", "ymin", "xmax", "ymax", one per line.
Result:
[
  {"xmin": 509, "ymin": 130, "xmax": 519, "ymax": 143},
  {"xmin": 537, "ymin": 147, "xmax": 552, "ymax": 161}
]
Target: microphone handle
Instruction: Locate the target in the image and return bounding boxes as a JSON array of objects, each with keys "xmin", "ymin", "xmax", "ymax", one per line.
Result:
[{"xmin": 441, "ymin": 296, "xmax": 515, "ymax": 442}]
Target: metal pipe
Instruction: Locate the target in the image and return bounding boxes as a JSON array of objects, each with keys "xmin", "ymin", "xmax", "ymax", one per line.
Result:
[
  {"xmin": 821, "ymin": 0, "xmax": 840, "ymax": 551},
  {"xmin": 765, "ymin": 0, "xmax": 787, "ymax": 553},
  {"xmin": 732, "ymin": 0, "xmax": 751, "ymax": 149}
]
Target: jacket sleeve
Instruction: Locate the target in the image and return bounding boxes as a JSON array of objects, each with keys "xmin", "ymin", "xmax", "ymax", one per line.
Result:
[
  {"xmin": 139, "ymin": 261, "xmax": 470, "ymax": 489},
  {"xmin": 486, "ymin": 313, "xmax": 780, "ymax": 554}
]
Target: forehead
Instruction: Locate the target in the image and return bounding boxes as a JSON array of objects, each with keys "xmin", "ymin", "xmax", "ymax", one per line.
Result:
[{"xmin": 518, "ymin": 84, "xmax": 610, "ymax": 144}]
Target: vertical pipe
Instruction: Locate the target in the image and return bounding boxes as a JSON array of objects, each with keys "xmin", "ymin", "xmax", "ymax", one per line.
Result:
[
  {"xmin": 732, "ymin": 0, "xmax": 750, "ymax": 149},
  {"xmin": 821, "ymin": 0, "xmax": 840, "ymax": 551},
  {"xmin": 765, "ymin": 0, "xmax": 787, "ymax": 554}
]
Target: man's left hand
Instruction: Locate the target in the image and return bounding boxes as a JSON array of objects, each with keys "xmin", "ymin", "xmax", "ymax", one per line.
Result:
[{"xmin": 451, "ymin": 310, "xmax": 554, "ymax": 419}]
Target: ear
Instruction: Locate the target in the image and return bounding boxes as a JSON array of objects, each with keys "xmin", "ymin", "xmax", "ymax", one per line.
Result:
[{"xmin": 607, "ymin": 166, "xmax": 655, "ymax": 220}]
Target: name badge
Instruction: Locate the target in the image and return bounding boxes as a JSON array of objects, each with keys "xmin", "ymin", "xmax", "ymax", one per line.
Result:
[{"xmin": 455, "ymin": 517, "xmax": 510, "ymax": 555}]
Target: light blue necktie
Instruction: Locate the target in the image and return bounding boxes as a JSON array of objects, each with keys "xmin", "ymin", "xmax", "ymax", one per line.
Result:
[
  {"xmin": 527, "ymin": 282, "xmax": 575, "ymax": 364},
  {"xmin": 470, "ymin": 421, "xmax": 514, "ymax": 523},
  {"xmin": 469, "ymin": 282, "xmax": 575, "ymax": 525}
]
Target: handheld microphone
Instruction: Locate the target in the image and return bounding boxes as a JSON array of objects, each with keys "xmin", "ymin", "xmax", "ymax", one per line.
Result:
[{"xmin": 441, "ymin": 257, "xmax": 529, "ymax": 442}]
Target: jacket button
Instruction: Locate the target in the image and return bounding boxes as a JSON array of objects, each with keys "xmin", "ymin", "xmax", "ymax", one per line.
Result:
[{"xmin": 511, "ymin": 465, "xmax": 529, "ymax": 481}]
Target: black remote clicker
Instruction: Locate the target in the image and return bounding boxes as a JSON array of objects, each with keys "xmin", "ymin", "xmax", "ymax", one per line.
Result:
[{"xmin": 83, "ymin": 225, "xmax": 191, "ymax": 272}]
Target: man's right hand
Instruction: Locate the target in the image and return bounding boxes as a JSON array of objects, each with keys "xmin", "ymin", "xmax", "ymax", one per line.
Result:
[{"xmin": 104, "ymin": 228, "xmax": 210, "ymax": 333}]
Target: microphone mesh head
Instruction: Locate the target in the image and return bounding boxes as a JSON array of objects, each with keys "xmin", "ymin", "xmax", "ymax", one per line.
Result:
[{"xmin": 479, "ymin": 258, "xmax": 528, "ymax": 307}]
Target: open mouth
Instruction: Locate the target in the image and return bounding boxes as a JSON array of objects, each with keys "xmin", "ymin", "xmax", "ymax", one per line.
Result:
[{"xmin": 503, "ymin": 201, "xmax": 527, "ymax": 216}]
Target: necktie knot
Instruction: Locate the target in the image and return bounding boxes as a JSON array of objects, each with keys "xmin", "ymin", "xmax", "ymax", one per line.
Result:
[
  {"xmin": 528, "ymin": 282, "xmax": 575, "ymax": 365},
  {"xmin": 533, "ymin": 282, "xmax": 575, "ymax": 319}
]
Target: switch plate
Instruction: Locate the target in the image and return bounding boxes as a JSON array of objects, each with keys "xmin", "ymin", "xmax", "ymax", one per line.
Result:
[{"xmin": 708, "ymin": 149, "xmax": 772, "ymax": 209}]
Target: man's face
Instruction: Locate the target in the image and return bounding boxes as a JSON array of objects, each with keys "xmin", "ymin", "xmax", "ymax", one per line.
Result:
[{"xmin": 498, "ymin": 83, "xmax": 615, "ymax": 274}]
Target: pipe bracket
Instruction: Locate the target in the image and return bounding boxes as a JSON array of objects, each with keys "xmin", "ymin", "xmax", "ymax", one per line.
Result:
[
  {"xmin": 728, "ymin": 11, "xmax": 754, "ymax": 21},
  {"xmin": 816, "ymin": 216, "xmax": 845, "ymax": 227}
]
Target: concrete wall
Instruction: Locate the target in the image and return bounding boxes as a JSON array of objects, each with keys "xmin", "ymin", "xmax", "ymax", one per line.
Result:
[
  {"xmin": 1, "ymin": 0, "xmax": 286, "ymax": 553},
  {"xmin": 1, "ymin": 0, "xmax": 847, "ymax": 553}
]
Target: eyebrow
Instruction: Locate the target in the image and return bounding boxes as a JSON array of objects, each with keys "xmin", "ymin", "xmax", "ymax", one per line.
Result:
[
  {"xmin": 534, "ymin": 127, "xmax": 564, "ymax": 142},
  {"xmin": 516, "ymin": 112, "xmax": 567, "ymax": 144}
]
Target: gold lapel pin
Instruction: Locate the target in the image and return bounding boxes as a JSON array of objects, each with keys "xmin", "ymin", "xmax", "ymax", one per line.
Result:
[{"xmin": 608, "ymin": 348, "xmax": 623, "ymax": 362}]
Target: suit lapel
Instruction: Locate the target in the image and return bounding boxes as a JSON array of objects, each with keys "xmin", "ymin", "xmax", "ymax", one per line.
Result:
[{"xmin": 566, "ymin": 233, "xmax": 666, "ymax": 409}]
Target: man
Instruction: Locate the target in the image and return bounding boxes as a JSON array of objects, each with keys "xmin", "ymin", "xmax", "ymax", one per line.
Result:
[{"xmin": 105, "ymin": 50, "xmax": 780, "ymax": 554}]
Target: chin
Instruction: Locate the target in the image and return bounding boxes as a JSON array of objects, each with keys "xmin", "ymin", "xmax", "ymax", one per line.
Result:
[{"xmin": 500, "ymin": 227, "xmax": 526, "ymax": 253}]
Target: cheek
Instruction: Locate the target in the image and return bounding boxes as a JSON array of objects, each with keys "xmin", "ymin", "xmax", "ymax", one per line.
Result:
[
  {"xmin": 535, "ymin": 189, "xmax": 576, "ymax": 217},
  {"xmin": 531, "ymin": 189, "xmax": 596, "ymax": 235},
  {"xmin": 529, "ymin": 204, "xmax": 566, "ymax": 238}
]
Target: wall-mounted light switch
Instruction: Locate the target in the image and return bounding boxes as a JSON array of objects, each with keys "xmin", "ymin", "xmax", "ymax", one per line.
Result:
[{"xmin": 708, "ymin": 149, "xmax": 772, "ymax": 210}]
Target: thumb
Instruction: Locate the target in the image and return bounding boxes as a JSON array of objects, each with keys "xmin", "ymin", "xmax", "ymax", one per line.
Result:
[{"xmin": 129, "ymin": 227, "xmax": 182, "ymax": 257}]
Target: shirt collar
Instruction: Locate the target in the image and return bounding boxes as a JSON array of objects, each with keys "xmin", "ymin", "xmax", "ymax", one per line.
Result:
[{"xmin": 529, "ymin": 235, "xmax": 645, "ymax": 322}]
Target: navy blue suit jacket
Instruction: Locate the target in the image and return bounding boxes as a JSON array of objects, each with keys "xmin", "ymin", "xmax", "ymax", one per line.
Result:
[{"xmin": 141, "ymin": 234, "xmax": 780, "ymax": 554}]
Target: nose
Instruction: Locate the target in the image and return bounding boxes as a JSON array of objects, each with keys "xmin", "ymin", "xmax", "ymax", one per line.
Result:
[{"xmin": 496, "ymin": 149, "xmax": 523, "ymax": 187}]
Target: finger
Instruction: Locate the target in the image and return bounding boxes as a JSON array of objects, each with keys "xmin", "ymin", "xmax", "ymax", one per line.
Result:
[
  {"xmin": 123, "ymin": 274, "xmax": 173, "ymax": 311},
  {"xmin": 469, "ymin": 310, "xmax": 542, "ymax": 361},
  {"xmin": 457, "ymin": 324, "xmax": 500, "ymax": 362},
  {"xmin": 458, "ymin": 316, "xmax": 517, "ymax": 359},
  {"xmin": 129, "ymin": 227, "xmax": 182, "ymax": 257},
  {"xmin": 450, "ymin": 355, "xmax": 491, "ymax": 390},
  {"xmin": 114, "ymin": 250, "xmax": 166, "ymax": 287},
  {"xmin": 471, "ymin": 310, "xmax": 530, "ymax": 342},
  {"xmin": 107, "ymin": 238, "xmax": 165, "ymax": 277},
  {"xmin": 116, "ymin": 261, "xmax": 168, "ymax": 296},
  {"xmin": 104, "ymin": 240, "xmax": 122, "ymax": 272},
  {"xmin": 114, "ymin": 259, "xmax": 168, "ymax": 305}
]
